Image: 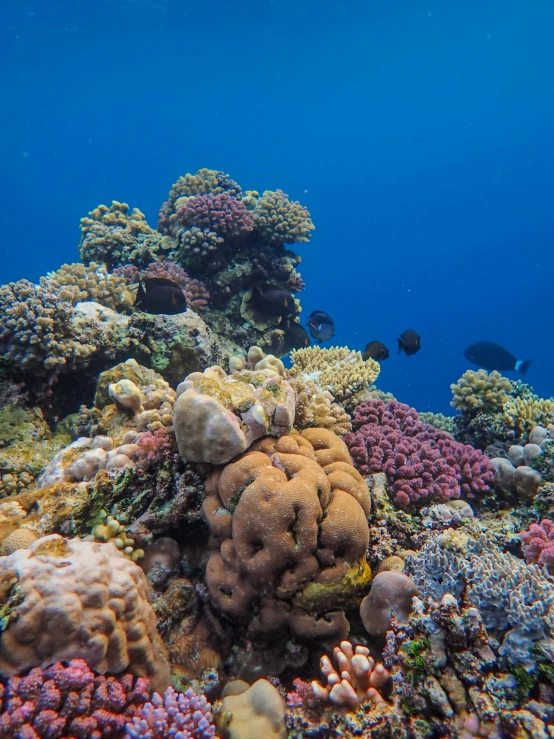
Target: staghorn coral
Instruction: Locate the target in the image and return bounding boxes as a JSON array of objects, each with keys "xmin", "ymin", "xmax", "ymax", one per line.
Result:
[
  {"xmin": 201, "ymin": 429, "xmax": 371, "ymax": 641},
  {"xmin": 80, "ymin": 201, "xmax": 163, "ymax": 269},
  {"xmin": 252, "ymin": 189, "xmax": 315, "ymax": 245},
  {"xmin": 345, "ymin": 399, "xmax": 494, "ymax": 509},
  {"xmin": 125, "ymin": 685, "xmax": 217, "ymax": 739},
  {"xmin": 503, "ymin": 396, "xmax": 554, "ymax": 435},
  {"xmin": 288, "ymin": 346, "xmax": 380, "ymax": 408},
  {"xmin": 310, "ymin": 640, "xmax": 389, "ymax": 710},
  {"xmin": 47, "ymin": 261, "xmax": 134, "ymax": 312},
  {"xmin": 0, "ymin": 658, "xmax": 151, "ymax": 739},
  {"xmin": 176, "ymin": 193, "xmax": 254, "ymax": 240},
  {"xmin": 142, "ymin": 261, "xmax": 210, "ymax": 311},
  {"xmin": 450, "ymin": 369, "xmax": 514, "ymax": 415},
  {"xmin": 0, "ymin": 534, "xmax": 170, "ymax": 691},
  {"xmin": 290, "ymin": 378, "xmax": 352, "ymax": 436},
  {"xmin": 520, "ymin": 519, "xmax": 554, "ymax": 573}
]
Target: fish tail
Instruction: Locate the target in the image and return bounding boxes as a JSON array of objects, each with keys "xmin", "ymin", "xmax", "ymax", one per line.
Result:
[{"xmin": 515, "ymin": 359, "xmax": 532, "ymax": 375}]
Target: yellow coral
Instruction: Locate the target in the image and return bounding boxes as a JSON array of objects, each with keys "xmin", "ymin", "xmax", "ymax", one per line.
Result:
[
  {"xmin": 288, "ymin": 346, "xmax": 380, "ymax": 408},
  {"xmin": 291, "ymin": 378, "xmax": 352, "ymax": 436},
  {"xmin": 503, "ymin": 396, "xmax": 554, "ymax": 435},
  {"xmin": 91, "ymin": 511, "xmax": 144, "ymax": 561},
  {"xmin": 252, "ymin": 189, "xmax": 314, "ymax": 245},
  {"xmin": 47, "ymin": 262, "xmax": 134, "ymax": 311},
  {"xmin": 450, "ymin": 369, "xmax": 513, "ymax": 414}
]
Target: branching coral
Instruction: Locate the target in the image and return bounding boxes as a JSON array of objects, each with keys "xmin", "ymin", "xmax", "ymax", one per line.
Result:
[
  {"xmin": 311, "ymin": 641, "xmax": 389, "ymax": 710},
  {"xmin": 47, "ymin": 261, "xmax": 134, "ymax": 311},
  {"xmin": 419, "ymin": 411, "xmax": 456, "ymax": 434},
  {"xmin": 520, "ymin": 519, "xmax": 554, "ymax": 573},
  {"xmin": 252, "ymin": 189, "xmax": 315, "ymax": 245},
  {"xmin": 503, "ymin": 396, "xmax": 554, "ymax": 435},
  {"xmin": 288, "ymin": 346, "xmax": 380, "ymax": 408},
  {"xmin": 290, "ymin": 377, "xmax": 352, "ymax": 436},
  {"xmin": 0, "ymin": 658, "xmax": 151, "ymax": 739},
  {"xmin": 176, "ymin": 193, "xmax": 254, "ymax": 239},
  {"xmin": 344, "ymin": 399, "xmax": 494, "ymax": 508},
  {"xmin": 450, "ymin": 369, "xmax": 514, "ymax": 415},
  {"xmin": 125, "ymin": 685, "xmax": 217, "ymax": 739},
  {"xmin": 80, "ymin": 201, "xmax": 163, "ymax": 269}
]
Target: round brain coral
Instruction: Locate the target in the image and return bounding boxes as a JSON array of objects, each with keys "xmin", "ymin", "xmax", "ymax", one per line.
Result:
[
  {"xmin": 201, "ymin": 429, "xmax": 371, "ymax": 642},
  {"xmin": 0, "ymin": 534, "xmax": 170, "ymax": 693}
]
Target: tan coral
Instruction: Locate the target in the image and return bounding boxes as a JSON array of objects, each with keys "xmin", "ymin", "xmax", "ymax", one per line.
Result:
[
  {"xmin": 47, "ymin": 262, "xmax": 134, "ymax": 312},
  {"xmin": 290, "ymin": 378, "xmax": 352, "ymax": 436},
  {"xmin": 450, "ymin": 369, "xmax": 514, "ymax": 414},
  {"xmin": 289, "ymin": 346, "xmax": 380, "ymax": 408},
  {"xmin": 0, "ymin": 534, "xmax": 170, "ymax": 691},
  {"xmin": 201, "ymin": 429, "xmax": 371, "ymax": 641},
  {"xmin": 503, "ymin": 396, "xmax": 554, "ymax": 435},
  {"xmin": 252, "ymin": 189, "xmax": 315, "ymax": 245},
  {"xmin": 0, "ymin": 528, "xmax": 38, "ymax": 556}
]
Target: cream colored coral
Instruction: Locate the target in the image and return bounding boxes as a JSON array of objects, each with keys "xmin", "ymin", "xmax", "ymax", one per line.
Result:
[
  {"xmin": 289, "ymin": 346, "xmax": 380, "ymax": 406},
  {"xmin": 450, "ymin": 369, "xmax": 513, "ymax": 414},
  {"xmin": 47, "ymin": 262, "xmax": 134, "ymax": 311},
  {"xmin": 503, "ymin": 396, "xmax": 554, "ymax": 435},
  {"xmin": 91, "ymin": 512, "xmax": 144, "ymax": 561},
  {"xmin": 0, "ymin": 534, "xmax": 169, "ymax": 692},
  {"xmin": 291, "ymin": 378, "xmax": 352, "ymax": 436}
]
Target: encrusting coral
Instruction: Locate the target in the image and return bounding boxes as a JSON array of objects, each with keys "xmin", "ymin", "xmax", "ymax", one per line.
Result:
[{"xmin": 201, "ymin": 429, "xmax": 371, "ymax": 641}]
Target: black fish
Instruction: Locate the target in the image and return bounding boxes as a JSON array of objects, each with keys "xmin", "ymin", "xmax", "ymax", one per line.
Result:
[
  {"xmin": 464, "ymin": 341, "xmax": 532, "ymax": 374},
  {"xmin": 398, "ymin": 329, "xmax": 421, "ymax": 356},
  {"xmin": 363, "ymin": 341, "xmax": 390, "ymax": 361},
  {"xmin": 285, "ymin": 321, "xmax": 311, "ymax": 348},
  {"xmin": 250, "ymin": 284, "xmax": 296, "ymax": 316},
  {"xmin": 306, "ymin": 310, "xmax": 335, "ymax": 343},
  {"xmin": 134, "ymin": 277, "xmax": 187, "ymax": 315}
]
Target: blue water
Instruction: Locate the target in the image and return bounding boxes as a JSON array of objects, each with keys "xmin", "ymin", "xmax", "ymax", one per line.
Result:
[{"xmin": 2, "ymin": 0, "xmax": 554, "ymax": 414}]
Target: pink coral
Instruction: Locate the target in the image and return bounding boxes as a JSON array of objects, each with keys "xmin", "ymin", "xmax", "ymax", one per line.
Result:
[
  {"xmin": 344, "ymin": 399, "xmax": 494, "ymax": 509},
  {"xmin": 0, "ymin": 659, "xmax": 151, "ymax": 739},
  {"xmin": 142, "ymin": 261, "xmax": 210, "ymax": 310},
  {"xmin": 521, "ymin": 519, "xmax": 554, "ymax": 573},
  {"xmin": 177, "ymin": 193, "xmax": 254, "ymax": 239},
  {"xmin": 136, "ymin": 427, "xmax": 174, "ymax": 468},
  {"xmin": 124, "ymin": 686, "xmax": 216, "ymax": 739}
]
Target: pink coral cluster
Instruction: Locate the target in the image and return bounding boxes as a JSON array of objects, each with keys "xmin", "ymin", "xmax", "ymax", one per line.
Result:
[
  {"xmin": 177, "ymin": 194, "xmax": 254, "ymax": 239},
  {"xmin": 0, "ymin": 658, "xmax": 150, "ymax": 739},
  {"xmin": 142, "ymin": 261, "xmax": 210, "ymax": 310},
  {"xmin": 136, "ymin": 427, "xmax": 174, "ymax": 468},
  {"xmin": 124, "ymin": 686, "xmax": 216, "ymax": 739},
  {"xmin": 344, "ymin": 399, "xmax": 494, "ymax": 508},
  {"xmin": 520, "ymin": 519, "xmax": 554, "ymax": 573}
]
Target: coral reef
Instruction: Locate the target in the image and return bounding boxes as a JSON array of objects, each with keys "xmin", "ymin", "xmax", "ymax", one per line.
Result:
[
  {"xmin": 345, "ymin": 399, "xmax": 494, "ymax": 509},
  {"xmin": 47, "ymin": 261, "xmax": 135, "ymax": 312},
  {"xmin": 142, "ymin": 261, "xmax": 210, "ymax": 311},
  {"xmin": 125, "ymin": 685, "xmax": 216, "ymax": 739},
  {"xmin": 251, "ymin": 189, "xmax": 314, "ymax": 245},
  {"xmin": 520, "ymin": 518, "xmax": 554, "ymax": 573},
  {"xmin": 451, "ymin": 369, "xmax": 514, "ymax": 415},
  {"xmin": 201, "ymin": 429, "xmax": 371, "ymax": 641},
  {"xmin": 222, "ymin": 679, "xmax": 286, "ymax": 739}
]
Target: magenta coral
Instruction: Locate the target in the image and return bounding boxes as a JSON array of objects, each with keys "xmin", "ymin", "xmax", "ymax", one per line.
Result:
[
  {"xmin": 177, "ymin": 193, "xmax": 254, "ymax": 239},
  {"xmin": 344, "ymin": 399, "xmax": 494, "ymax": 509},
  {"xmin": 0, "ymin": 658, "xmax": 150, "ymax": 739},
  {"xmin": 124, "ymin": 686, "xmax": 216, "ymax": 739},
  {"xmin": 142, "ymin": 261, "xmax": 210, "ymax": 310},
  {"xmin": 136, "ymin": 428, "xmax": 173, "ymax": 468},
  {"xmin": 521, "ymin": 519, "xmax": 554, "ymax": 573}
]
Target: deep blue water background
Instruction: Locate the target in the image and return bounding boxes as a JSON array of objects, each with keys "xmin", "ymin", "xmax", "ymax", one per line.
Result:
[{"xmin": 1, "ymin": 0, "xmax": 554, "ymax": 414}]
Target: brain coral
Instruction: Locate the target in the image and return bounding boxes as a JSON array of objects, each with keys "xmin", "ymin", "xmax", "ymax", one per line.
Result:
[
  {"xmin": 450, "ymin": 369, "xmax": 514, "ymax": 415},
  {"xmin": 288, "ymin": 346, "xmax": 380, "ymax": 408},
  {"xmin": 201, "ymin": 428, "xmax": 371, "ymax": 641},
  {"xmin": 344, "ymin": 399, "xmax": 494, "ymax": 509},
  {"xmin": 252, "ymin": 189, "xmax": 315, "ymax": 245},
  {"xmin": 0, "ymin": 534, "xmax": 170, "ymax": 692}
]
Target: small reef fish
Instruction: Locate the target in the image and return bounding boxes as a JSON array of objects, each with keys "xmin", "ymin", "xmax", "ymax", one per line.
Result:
[
  {"xmin": 464, "ymin": 341, "xmax": 532, "ymax": 374},
  {"xmin": 306, "ymin": 310, "xmax": 335, "ymax": 343},
  {"xmin": 363, "ymin": 341, "xmax": 390, "ymax": 361},
  {"xmin": 250, "ymin": 284, "xmax": 297, "ymax": 316},
  {"xmin": 398, "ymin": 330, "xmax": 421, "ymax": 356},
  {"xmin": 134, "ymin": 277, "xmax": 187, "ymax": 315},
  {"xmin": 285, "ymin": 320, "xmax": 311, "ymax": 348}
]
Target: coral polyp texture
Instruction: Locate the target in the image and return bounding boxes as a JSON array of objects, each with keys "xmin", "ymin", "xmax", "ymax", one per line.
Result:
[
  {"xmin": 251, "ymin": 189, "xmax": 314, "ymax": 245},
  {"xmin": 201, "ymin": 429, "xmax": 371, "ymax": 641},
  {"xmin": 176, "ymin": 193, "xmax": 254, "ymax": 239},
  {"xmin": 344, "ymin": 398, "xmax": 494, "ymax": 508},
  {"xmin": 125, "ymin": 686, "xmax": 216, "ymax": 739}
]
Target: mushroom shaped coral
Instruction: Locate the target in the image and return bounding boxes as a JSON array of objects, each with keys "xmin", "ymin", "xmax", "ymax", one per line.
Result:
[{"xmin": 360, "ymin": 571, "xmax": 418, "ymax": 637}]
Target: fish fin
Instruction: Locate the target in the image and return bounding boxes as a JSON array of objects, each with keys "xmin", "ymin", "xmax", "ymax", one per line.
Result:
[
  {"xmin": 134, "ymin": 282, "xmax": 146, "ymax": 307},
  {"xmin": 516, "ymin": 359, "xmax": 532, "ymax": 375},
  {"xmin": 397, "ymin": 339, "xmax": 403, "ymax": 354}
]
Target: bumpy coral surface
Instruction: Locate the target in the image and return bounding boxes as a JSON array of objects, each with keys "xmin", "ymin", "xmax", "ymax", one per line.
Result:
[
  {"xmin": 0, "ymin": 534, "xmax": 170, "ymax": 692},
  {"xmin": 345, "ymin": 399, "xmax": 494, "ymax": 508},
  {"xmin": 450, "ymin": 369, "xmax": 514, "ymax": 414},
  {"xmin": 252, "ymin": 189, "xmax": 314, "ymax": 245},
  {"xmin": 201, "ymin": 429, "xmax": 371, "ymax": 641},
  {"xmin": 291, "ymin": 378, "xmax": 352, "ymax": 436},
  {"xmin": 289, "ymin": 346, "xmax": 380, "ymax": 407},
  {"xmin": 0, "ymin": 658, "xmax": 151, "ymax": 739},
  {"xmin": 125, "ymin": 685, "xmax": 216, "ymax": 739},
  {"xmin": 47, "ymin": 261, "xmax": 135, "ymax": 312},
  {"xmin": 176, "ymin": 193, "xmax": 254, "ymax": 239},
  {"xmin": 520, "ymin": 518, "xmax": 554, "ymax": 573},
  {"xmin": 503, "ymin": 395, "xmax": 554, "ymax": 435}
]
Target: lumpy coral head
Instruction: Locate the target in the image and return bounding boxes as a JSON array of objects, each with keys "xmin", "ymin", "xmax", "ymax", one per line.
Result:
[
  {"xmin": 201, "ymin": 429, "xmax": 371, "ymax": 641},
  {"xmin": 344, "ymin": 399, "xmax": 494, "ymax": 509},
  {"xmin": 0, "ymin": 534, "xmax": 170, "ymax": 693}
]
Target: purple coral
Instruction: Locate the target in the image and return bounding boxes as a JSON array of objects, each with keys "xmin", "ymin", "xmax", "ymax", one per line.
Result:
[
  {"xmin": 521, "ymin": 519, "xmax": 554, "ymax": 573},
  {"xmin": 0, "ymin": 658, "xmax": 151, "ymax": 739},
  {"xmin": 124, "ymin": 686, "xmax": 216, "ymax": 739},
  {"xmin": 177, "ymin": 193, "xmax": 254, "ymax": 239},
  {"xmin": 344, "ymin": 399, "xmax": 494, "ymax": 509},
  {"xmin": 142, "ymin": 261, "xmax": 210, "ymax": 311}
]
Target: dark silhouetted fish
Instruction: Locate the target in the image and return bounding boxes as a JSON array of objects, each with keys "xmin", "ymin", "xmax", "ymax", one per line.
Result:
[
  {"xmin": 398, "ymin": 330, "xmax": 421, "ymax": 356},
  {"xmin": 464, "ymin": 341, "xmax": 532, "ymax": 374},
  {"xmin": 306, "ymin": 310, "xmax": 335, "ymax": 343},
  {"xmin": 363, "ymin": 341, "xmax": 390, "ymax": 361},
  {"xmin": 134, "ymin": 277, "xmax": 187, "ymax": 315},
  {"xmin": 250, "ymin": 284, "xmax": 296, "ymax": 315},
  {"xmin": 285, "ymin": 320, "xmax": 311, "ymax": 348}
]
